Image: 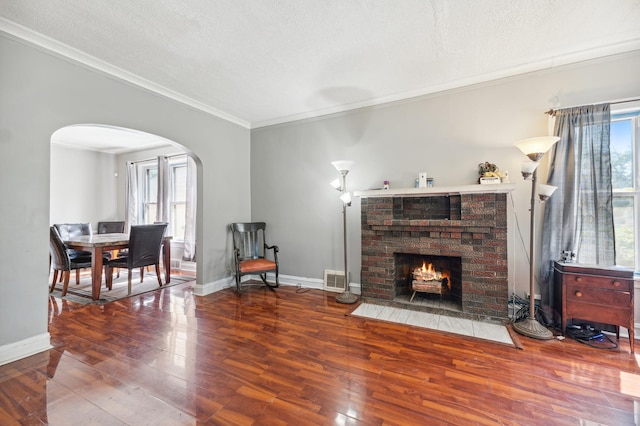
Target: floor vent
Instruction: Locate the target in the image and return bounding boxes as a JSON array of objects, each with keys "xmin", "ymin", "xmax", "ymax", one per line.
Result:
[
  {"xmin": 170, "ymin": 259, "xmax": 182, "ymax": 270},
  {"xmin": 324, "ymin": 270, "xmax": 347, "ymax": 293}
]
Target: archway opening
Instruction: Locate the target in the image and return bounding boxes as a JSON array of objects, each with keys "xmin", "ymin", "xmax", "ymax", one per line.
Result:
[{"xmin": 49, "ymin": 124, "xmax": 200, "ymax": 295}]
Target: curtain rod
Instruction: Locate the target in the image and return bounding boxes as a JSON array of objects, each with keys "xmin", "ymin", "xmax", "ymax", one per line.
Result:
[
  {"xmin": 128, "ymin": 153, "xmax": 187, "ymax": 165},
  {"xmin": 545, "ymin": 97, "xmax": 640, "ymax": 116}
]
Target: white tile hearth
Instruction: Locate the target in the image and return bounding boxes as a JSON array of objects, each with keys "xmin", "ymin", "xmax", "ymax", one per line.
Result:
[{"xmin": 351, "ymin": 303, "xmax": 514, "ymax": 346}]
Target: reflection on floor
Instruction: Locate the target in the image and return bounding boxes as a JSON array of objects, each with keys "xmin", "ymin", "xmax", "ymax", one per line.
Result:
[{"xmin": 351, "ymin": 303, "xmax": 514, "ymax": 346}]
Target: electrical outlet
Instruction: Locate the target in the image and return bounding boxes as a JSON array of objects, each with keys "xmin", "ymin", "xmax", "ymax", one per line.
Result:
[{"xmin": 526, "ymin": 292, "xmax": 542, "ymax": 300}]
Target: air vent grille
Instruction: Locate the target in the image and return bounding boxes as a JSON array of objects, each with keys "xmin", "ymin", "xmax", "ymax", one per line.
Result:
[{"xmin": 324, "ymin": 270, "xmax": 347, "ymax": 293}]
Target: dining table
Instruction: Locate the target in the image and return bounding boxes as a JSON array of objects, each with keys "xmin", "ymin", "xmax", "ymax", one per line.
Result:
[{"xmin": 63, "ymin": 233, "xmax": 171, "ymax": 300}]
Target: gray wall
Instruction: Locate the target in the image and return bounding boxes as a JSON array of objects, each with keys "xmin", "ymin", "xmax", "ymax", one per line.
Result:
[
  {"xmin": 3, "ymin": 24, "xmax": 640, "ymax": 364},
  {"xmin": 251, "ymin": 51, "xmax": 640, "ymax": 297},
  {"xmin": 50, "ymin": 145, "xmax": 118, "ymax": 226},
  {"xmin": 0, "ymin": 33, "xmax": 250, "ymax": 362}
]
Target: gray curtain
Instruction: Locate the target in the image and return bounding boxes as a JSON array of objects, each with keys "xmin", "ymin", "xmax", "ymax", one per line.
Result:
[
  {"xmin": 540, "ymin": 103, "xmax": 614, "ymax": 314},
  {"xmin": 124, "ymin": 161, "xmax": 138, "ymax": 231},
  {"xmin": 182, "ymin": 156, "xmax": 197, "ymax": 261},
  {"xmin": 156, "ymin": 156, "xmax": 169, "ymax": 225}
]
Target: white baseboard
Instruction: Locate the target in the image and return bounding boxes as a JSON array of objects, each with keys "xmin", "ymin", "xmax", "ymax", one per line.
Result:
[
  {"xmin": 193, "ymin": 275, "xmax": 234, "ymax": 296},
  {"xmin": 0, "ymin": 333, "xmax": 52, "ymax": 367},
  {"xmin": 193, "ymin": 272, "xmax": 361, "ymax": 296}
]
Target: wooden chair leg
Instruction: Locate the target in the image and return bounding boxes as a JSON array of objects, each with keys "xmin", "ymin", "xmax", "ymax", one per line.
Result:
[
  {"xmin": 61, "ymin": 271, "xmax": 71, "ymax": 296},
  {"xmin": 50, "ymin": 270, "xmax": 59, "ymax": 292},
  {"xmin": 140, "ymin": 267, "xmax": 144, "ymax": 283},
  {"xmin": 76, "ymin": 269, "xmax": 81, "ymax": 285},
  {"xmin": 155, "ymin": 263, "xmax": 162, "ymax": 287},
  {"xmin": 128, "ymin": 270, "xmax": 133, "ymax": 295},
  {"xmin": 112, "ymin": 250, "xmax": 120, "ymax": 278},
  {"xmin": 105, "ymin": 266, "xmax": 113, "ymax": 290}
]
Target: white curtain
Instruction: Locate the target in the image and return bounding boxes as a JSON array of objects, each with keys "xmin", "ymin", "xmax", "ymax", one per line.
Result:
[
  {"xmin": 126, "ymin": 154, "xmax": 197, "ymax": 262},
  {"xmin": 156, "ymin": 156, "xmax": 170, "ymax": 224},
  {"xmin": 125, "ymin": 161, "xmax": 138, "ymax": 231},
  {"xmin": 183, "ymin": 156, "xmax": 197, "ymax": 261}
]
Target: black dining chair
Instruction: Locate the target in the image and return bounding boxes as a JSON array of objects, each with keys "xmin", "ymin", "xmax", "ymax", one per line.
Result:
[
  {"xmin": 97, "ymin": 221, "xmax": 125, "ymax": 234},
  {"xmin": 53, "ymin": 222, "xmax": 93, "ymax": 284},
  {"xmin": 104, "ymin": 223, "xmax": 167, "ymax": 295},
  {"xmin": 98, "ymin": 221, "xmax": 126, "ymax": 276},
  {"xmin": 53, "ymin": 223, "xmax": 92, "ymax": 257},
  {"xmin": 49, "ymin": 226, "xmax": 93, "ymax": 296}
]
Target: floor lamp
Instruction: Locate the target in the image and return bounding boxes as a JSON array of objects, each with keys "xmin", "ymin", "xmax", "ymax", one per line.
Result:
[
  {"xmin": 331, "ymin": 160, "xmax": 358, "ymax": 304},
  {"xmin": 512, "ymin": 136, "xmax": 560, "ymax": 340}
]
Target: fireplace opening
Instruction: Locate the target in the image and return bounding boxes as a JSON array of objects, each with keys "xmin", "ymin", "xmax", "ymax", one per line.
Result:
[{"xmin": 394, "ymin": 253, "xmax": 462, "ymax": 312}]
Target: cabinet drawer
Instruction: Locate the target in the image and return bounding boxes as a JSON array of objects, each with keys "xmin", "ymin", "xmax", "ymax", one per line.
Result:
[
  {"xmin": 562, "ymin": 273, "xmax": 632, "ymax": 291},
  {"xmin": 566, "ymin": 303, "xmax": 631, "ymax": 327},
  {"xmin": 566, "ymin": 283, "xmax": 631, "ymax": 306}
]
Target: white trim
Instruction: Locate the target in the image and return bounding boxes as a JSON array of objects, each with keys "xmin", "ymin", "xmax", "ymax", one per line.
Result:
[
  {"xmin": 253, "ymin": 272, "xmax": 362, "ymax": 294},
  {"xmin": 192, "ymin": 273, "xmax": 361, "ymax": 296},
  {"xmin": 0, "ymin": 333, "xmax": 52, "ymax": 366},
  {"xmin": 355, "ymin": 183, "xmax": 516, "ymax": 198},
  {"xmin": 193, "ymin": 276, "xmax": 234, "ymax": 296},
  {"xmin": 0, "ymin": 20, "xmax": 250, "ymax": 129},
  {"xmin": 252, "ymin": 41, "xmax": 640, "ymax": 129}
]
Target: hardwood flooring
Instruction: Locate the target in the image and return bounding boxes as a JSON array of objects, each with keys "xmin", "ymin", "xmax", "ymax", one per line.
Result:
[{"xmin": 1, "ymin": 281, "xmax": 639, "ymax": 425}]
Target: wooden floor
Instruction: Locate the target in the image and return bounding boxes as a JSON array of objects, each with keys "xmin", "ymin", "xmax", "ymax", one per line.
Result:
[{"xmin": 2, "ymin": 281, "xmax": 640, "ymax": 425}]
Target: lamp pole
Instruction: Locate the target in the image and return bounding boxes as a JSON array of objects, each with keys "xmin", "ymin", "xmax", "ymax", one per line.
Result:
[
  {"xmin": 512, "ymin": 136, "xmax": 559, "ymax": 340},
  {"xmin": 335, "ymin": 168, "xmax": 358, "ymax": 304},
  {"xmin": 512, "ymin": 168, "xmax": 553, "ymax": 339}
]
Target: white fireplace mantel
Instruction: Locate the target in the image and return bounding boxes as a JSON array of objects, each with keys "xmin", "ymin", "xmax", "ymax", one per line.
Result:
[{"xmin": 354, "ymin": 183, "xmax": 516, "ymax": 198}]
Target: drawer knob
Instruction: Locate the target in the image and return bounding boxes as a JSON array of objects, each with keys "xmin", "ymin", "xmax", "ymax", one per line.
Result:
[
  {"xmin": 612, "ymin": 281, "xmax": 620, "ymax": 287},
  {"xmin": 576, "ymin": 277, "xmax": 582, "ymax": 282},
  {"xmin": 575, "ymin": 291, "xmax": 583, "ymax": 297}
]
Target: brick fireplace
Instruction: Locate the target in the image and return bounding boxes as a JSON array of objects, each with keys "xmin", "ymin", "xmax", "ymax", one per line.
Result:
[{"xmin": 356, "ymin": 185, "xmax": 514, "ymax": 322}]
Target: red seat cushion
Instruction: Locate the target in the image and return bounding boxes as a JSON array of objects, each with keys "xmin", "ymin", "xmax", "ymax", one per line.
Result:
[{"xmin": 239, "ymin": 258, "xmax": 276, "ymax": 273}]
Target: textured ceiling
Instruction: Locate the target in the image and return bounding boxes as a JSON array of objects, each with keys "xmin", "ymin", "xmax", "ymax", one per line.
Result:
[{"xmin": 2, "ymin": 0, "xmax": 640, "ymax": 132}]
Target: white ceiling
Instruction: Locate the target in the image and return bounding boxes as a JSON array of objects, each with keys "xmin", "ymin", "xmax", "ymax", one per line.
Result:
[
  {"xmin": 2, "ymin": 1, "xmax": 640, "ymax": 151},
  {"xmin": 50, "ymin": 125, "xmax": 174, "ymax": 154}
]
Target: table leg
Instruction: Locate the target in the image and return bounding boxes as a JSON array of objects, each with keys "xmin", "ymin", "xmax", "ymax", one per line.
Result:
[
  {"xmin": 91, "ymin": 247, "xmax": 104, "ymax": 300},
  {"xmin": 163, "ymin": 241, "xmax": 171, "ymax": 284}
]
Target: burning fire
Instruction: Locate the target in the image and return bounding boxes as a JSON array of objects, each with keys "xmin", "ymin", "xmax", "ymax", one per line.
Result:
[
  {"xmin": 412, "ymin": 261, "xmax": 451, "ymax": 292},
  {"xmin": 413, "ymin": 262, "xmax": 442, "ymax": 282}
]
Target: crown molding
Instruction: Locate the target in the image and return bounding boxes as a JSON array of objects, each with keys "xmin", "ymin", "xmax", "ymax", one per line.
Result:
[
  {"xmin": 0, "ymin": 18, "xmax": 251, "ymax": 129},
  {"xmin": 3, "ymin": 17, "xmax": 639, "ymax": 131},
  {"xmin": 251, "ymin": 39, "xmax": 640, "ymax": 129}
]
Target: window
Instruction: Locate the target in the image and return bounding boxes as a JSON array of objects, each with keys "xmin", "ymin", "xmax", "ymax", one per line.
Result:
[
  {"xmin": 139, "ymin": 156, "xmax": 188, "ymax": 240},
  {"xmin": 170, "ymin": 162, "xmax": 187, "ymax": 239},
  {"xmin": 611, "ymin": 110, "xmax": 640, "ymax": 269},
  {"xmin": 141, "ymin": 164, "xmax": 158, "ymax": 224}
]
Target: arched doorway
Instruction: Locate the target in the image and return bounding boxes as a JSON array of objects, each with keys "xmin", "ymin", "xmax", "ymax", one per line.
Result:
[{"xmin": 49, "ymin": 124, "xmax": 200, "ymax": 294}]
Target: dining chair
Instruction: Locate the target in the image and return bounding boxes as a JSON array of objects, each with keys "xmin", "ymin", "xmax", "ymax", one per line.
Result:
[
  {"xmin": 97, "ymin": 221, "xmax": 125, "ymax": 234},
  {"xmin": 53, "ymin": 222, "xmax": 93, "ymax": 284},
  {"xmin": 97, "ymin": 221, "xmax": 126, "ymax": 277},
  {"xmin": 230, "ymin": 222, "xmax": 279, "ymax": 293},
  {"xmin": 104, "ymin": 223, "xmax": 167, "ymax": 295},
  {"xmin": 49, "ymin": 226, "xmax": 93, "ymax": 296}
]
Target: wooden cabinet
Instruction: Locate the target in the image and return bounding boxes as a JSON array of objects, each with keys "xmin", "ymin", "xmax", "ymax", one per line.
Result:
[{"xmin": 554, "ymin": 261, "xmax": 635, "ymax": 353}]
